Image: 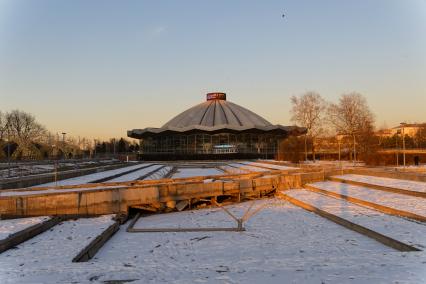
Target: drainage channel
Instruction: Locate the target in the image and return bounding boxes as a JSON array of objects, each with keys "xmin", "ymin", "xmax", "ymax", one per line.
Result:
[
  {"xmin": 163, "ymin": 166, "xmax": 177, "ymax": 179},
  {"xmin": 136, "ymin": 165, "xmax": 168, "ymax": 181},
  {"xmin": 90, "ymin": 163, "xmax": 155, "ymax": 183}
]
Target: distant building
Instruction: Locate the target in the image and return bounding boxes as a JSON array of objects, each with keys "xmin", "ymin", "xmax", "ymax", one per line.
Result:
[
  {"xmin": 376, "ymin": 123, "xmax": 426, "ymax": 138},
  {"xmin": 391, "ymin": 123, "xmax": 426, "ymax": 137},
  {"xmin": 375, "ymin": 128, "xmax": 394, "ymax": 138},
  {"xmin": 128, "ymin": 92, "xmax": 306, "ymax": 160}
]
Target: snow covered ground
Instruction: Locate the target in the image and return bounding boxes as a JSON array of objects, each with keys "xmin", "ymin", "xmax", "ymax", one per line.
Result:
[
  {"xmin": 93, "ymin": 200, "xmax": 425, "ymax": 283},
  {"xmin": 301, "ymin": 160, "xmax": 365, "ymax": 167},
  {"xmin": 334, "ymin": 174, "xmax": 426, "ymax": 193},
  {"xmin": 283, "ymin": 189, "xmax": 426, "ymax": 249},
  {"xmin": 0, "ymin": 160, "xmax": 121, "ymax": 180},
  {"xmin": 228, "ymin": 163, "xmax": 269, "ymax": 172},
  {"xmin": 219, "ymin": 165, "xmax": 250, "ymax": 174},
  {"xmin": 171, "ymin": 168, "xmax": 224, "ymax": 179},
  {"xmin": 0, "ymin": 216, "xmax": 50, "ymax": 240},
  {"xmin": 0, "ymin": 200, "xmax": 425, "ymax": 283},
  {"xmin": 309, "ymin": 181, "xmax": 426, "ymax": 217},
  {"xmin": 0, "ymin": 215, "xmax": 116, "ymax": 284},
  {"xmin": 239, "ymin": 161, "xmax": 298, "ymax": 171},
  {"xmin": 108, "ymin": 164, "xmax": 163, "ymax": 182},
  {"xmin": 0, "ymin": 185, "xmax": 128, "ymax": 197},
  {"xmin": 33, "ymin": 163, "xmax": 148, "ymax": 187}
]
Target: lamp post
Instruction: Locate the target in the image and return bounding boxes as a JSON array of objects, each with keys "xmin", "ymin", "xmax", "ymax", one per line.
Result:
[
  {"xmin": 61, "ymin": 132, "xmax": 66, "ymax": 160},
  {"xmin": 400, "ymin": 122, "xmax": 407, "ymax": 168},
  {"xmin": 52, "ymin": 144, "xmax": 58, "ymax": 186},
  {"xmin": 396, "ymin": 129, "xmax": 400, "ymax": 167},
  {"xmin": 7, "ymin": 128, "xmax": 11, "ymax": 177},
  {"xmin": 94, "ymin": 139, "xmax": 97, "ymax": 158},
  {"xmin": 353, "ymin": 133, "xmax": 358, "ymax": 167},
  {"xmin": 336, "ymin": 134, "xmax": 344, "ymax": 162}
]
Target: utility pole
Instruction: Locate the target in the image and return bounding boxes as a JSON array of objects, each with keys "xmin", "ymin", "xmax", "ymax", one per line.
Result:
[
  {"xmin": 304, "ymin": 134, "xmax": 308, "ymax": 162},
  {"xmin": 7, "ymin": 127, "xmax": 11, "ymax": 177},
  {"xmin": 62, "ymin": 132, "xmax": 66, "ymax": 160},
  {"xmin": 336, "ymin": 135, "xmax": 342, "ymax": 161},
  {"xmin": 353, "ymin": 134, "xmax": 356, "ymax": 167},
  {"xmin": 94, "ymin": 139, "xmax": 97, "ymax": 158},
  {"xmin": 396, "ymin": 129, "xmax": 400, "ymax": 167},
  {"xmin": 400, "ymin": 122, "xmax": 406, "ymax": 168}
]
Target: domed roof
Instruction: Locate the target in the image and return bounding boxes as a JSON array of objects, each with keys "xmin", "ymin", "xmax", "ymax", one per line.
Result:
[
  {"xmin": 162, "ymin": 94, "xmax": 272, "ymax": 129},
  {"xmin": 128, "ymin": 92, "xmax": 306, "ymax": 138}
]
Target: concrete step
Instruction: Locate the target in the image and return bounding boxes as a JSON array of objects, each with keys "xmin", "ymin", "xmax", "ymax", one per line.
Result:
[
  {"xmin": 277, "ymin": 189, "xmax": 422, "ymax": 252},
  {"xmin": 304, "ymin": 181, "xmax": 426, "ymax": 222},
  {"xmin": 329, "ymin": 175, "xmax": 426, "ymax": 198},
  {"xmin": 0, "ymin": 217, "xmax": 61, "ymax": 254}
]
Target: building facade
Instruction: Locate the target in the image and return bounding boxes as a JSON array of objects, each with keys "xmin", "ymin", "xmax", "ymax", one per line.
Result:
[{"xmin": 128, "ymin": 93, "xmax": 305, "ymax": 160}]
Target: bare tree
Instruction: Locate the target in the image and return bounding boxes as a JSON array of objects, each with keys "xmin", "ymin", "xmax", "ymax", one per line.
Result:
[
  {"xmin": 6, "ymin": 110, "xmax": 46, "ymax": 141},
  {"xmin": 327, "ymin": 93, "xmax": 374, "ymax": 163},
  {"xmin": 0, "ymin": 111, "xmax": 7, "ymax": 141},
  {"xmin": 290, "ymin": 92, "xmax": 327, "ymax": 162},
  {"xmin": 5, "ymin": 110, "xmax": 47, "ymax": 158}
]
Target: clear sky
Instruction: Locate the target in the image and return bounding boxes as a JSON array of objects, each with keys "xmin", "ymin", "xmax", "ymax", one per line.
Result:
[{"xmin": 0, "ymin": 0, "xmax": 425, "ymax": 140}]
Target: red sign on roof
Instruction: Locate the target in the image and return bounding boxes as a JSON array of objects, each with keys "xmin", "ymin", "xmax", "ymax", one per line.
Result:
[{"xmin": 206, "ymin": 92, "xmax": 226, "ymax": 101}]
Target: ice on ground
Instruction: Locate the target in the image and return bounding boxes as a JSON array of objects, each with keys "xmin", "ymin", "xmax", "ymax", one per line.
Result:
[
  {"xmin": 309, "ymin": 181, "xmax": 426, "ymax": 217},
  {"xmin": 0, "ymin": 216, "xmax": 50, "ymax": 240},
  {"xmin": 33, "ymin": 163, "xmax": 148, "ymax": 187},
  {"xmin": 334, "ymin": 174, "xmax": 426, "ymax": 193},
  {"xmin": 284, "ymin": 189, "xmax": 426, "ymax": 249},
  {"xmin": 171, "ymin": 168, "xmax": 224, "ymax": 179},
  {"xmin": 108, "ymin": 164, "xmax": 163, "ymax": 182},
  {"xmin": 0, "ymin": 215, "xmax": 115, "ymax": 283},
  {"xmin": 239, "ymin": 161, "xmax": 298, "ymax": 170}
]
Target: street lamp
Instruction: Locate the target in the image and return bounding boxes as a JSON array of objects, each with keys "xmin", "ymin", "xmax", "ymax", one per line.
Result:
[
  {"xmin": 396, "ymin": 129, "xmax": 401, "ymax": 167},
  {"xmin": 400, "ymin": 122, "xmax": 407, "ymax": 168},
  {"xmin": 6, "ymin": 128, "xmax": 11, "ymax": 177},
  {"xmin": 336, "ymin": 134, "xmax": 344, "ymax": 162},
  {"xmin": 93, "ymin": 139, "xmax": 97, "ymax": 158},
  {"xmin": 62, "ymin": 132, "xmax": 66, "ymax": 159}
]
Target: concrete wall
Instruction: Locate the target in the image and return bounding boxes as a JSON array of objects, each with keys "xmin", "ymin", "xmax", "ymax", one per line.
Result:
[{"xmin": 0, "ymin": 172, "xmax": 310, "ymax": 218}]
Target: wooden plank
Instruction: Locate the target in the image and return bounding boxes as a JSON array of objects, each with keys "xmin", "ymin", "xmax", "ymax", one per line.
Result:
[{"xmin": 277, "ymin": 192, "xmax": 420, "ymax": 252}]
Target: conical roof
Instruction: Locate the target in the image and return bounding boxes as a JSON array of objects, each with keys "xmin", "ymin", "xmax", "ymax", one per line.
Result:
[
  {"xmin": 128, "ymin": 93, "xmax": 305, "ymax": 138},
  {"xmin": 162, "ymin": 96, "xmax": 272, "ymax": 129}
]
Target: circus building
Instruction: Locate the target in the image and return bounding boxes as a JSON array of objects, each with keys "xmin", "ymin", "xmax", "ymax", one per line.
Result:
[{"xmin": 128, "ymin": 93, "xmax": 305, "ymax": 160}]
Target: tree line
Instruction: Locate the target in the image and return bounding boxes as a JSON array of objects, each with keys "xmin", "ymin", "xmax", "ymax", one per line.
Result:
[
  {"xmin": 287, "ymin": 92, "xmax": 374, "ymax": 162},
  {"xmin": 0, "ymin": 110, "xmax": 138, "ymax": 160},
  {"xmin": 284, "ymin": 91, "xmax": 426, "ymax": 165}
]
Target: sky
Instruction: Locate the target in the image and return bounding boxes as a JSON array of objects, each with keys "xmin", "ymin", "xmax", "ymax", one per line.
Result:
[{"xmin": 0, "ymin": 0, "xmax": 425, "ymax": 140}]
